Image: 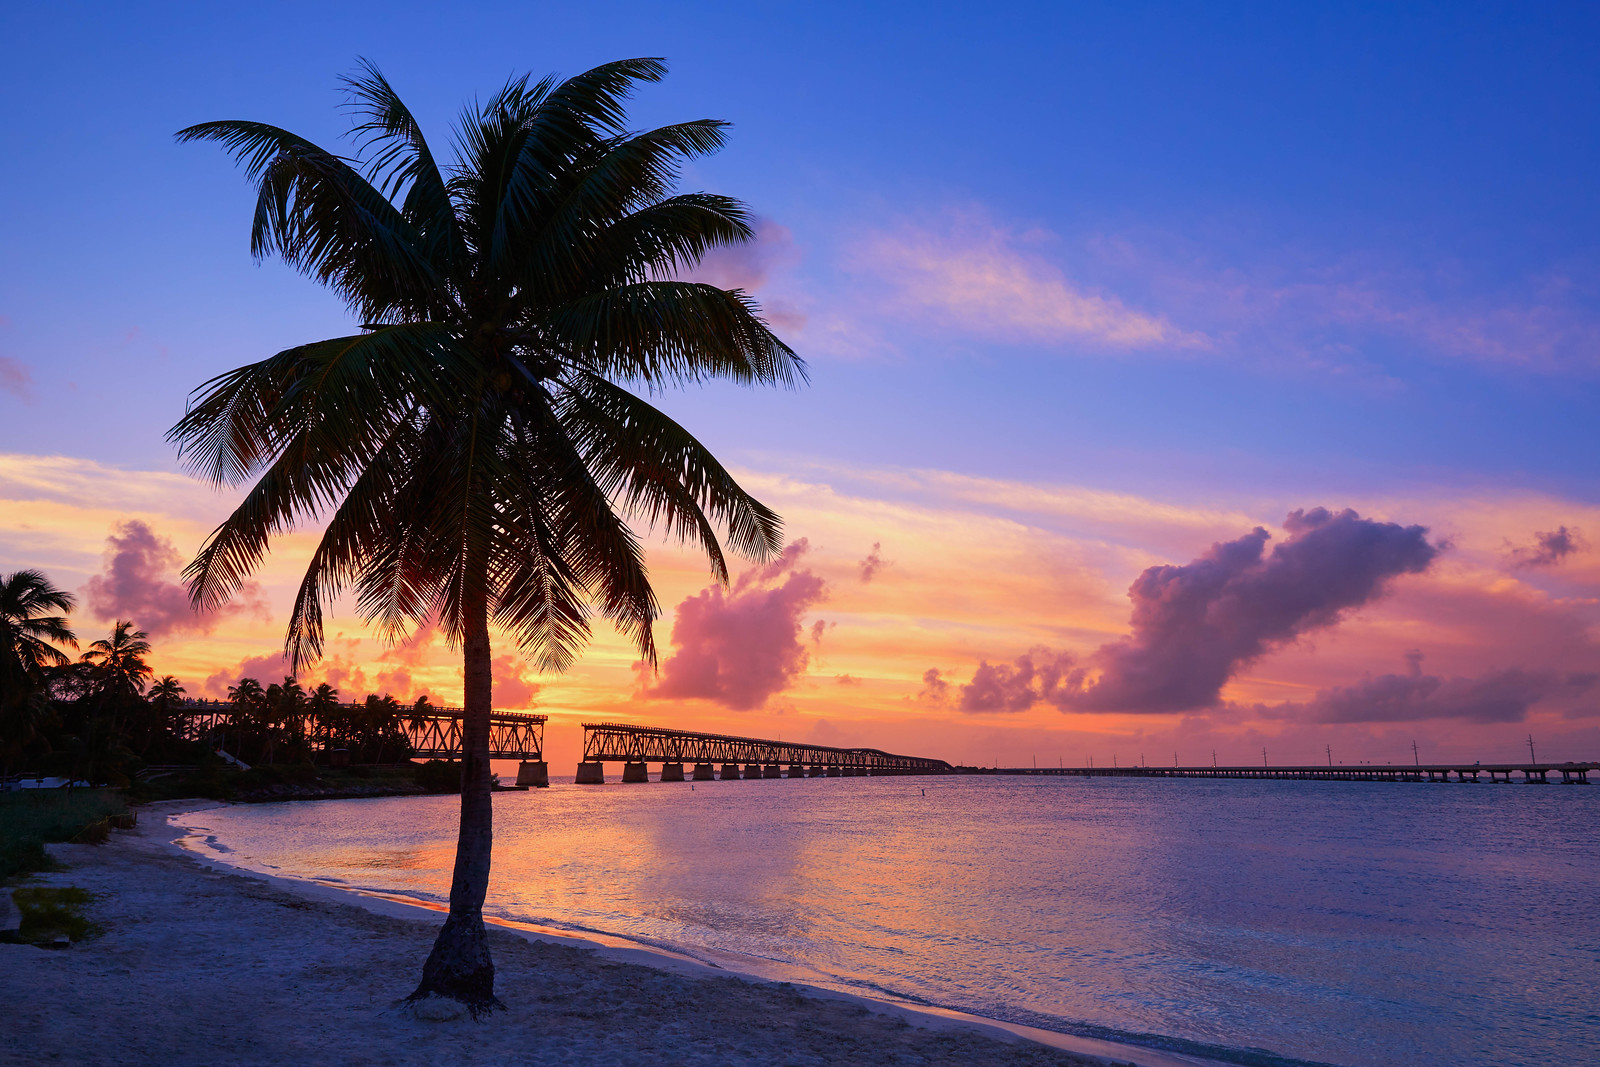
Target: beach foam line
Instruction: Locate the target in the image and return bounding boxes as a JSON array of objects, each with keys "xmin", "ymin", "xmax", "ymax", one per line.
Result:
[{"xmin": 163, "ymin": 802, "xmax": 1225, "ymax": 1067}]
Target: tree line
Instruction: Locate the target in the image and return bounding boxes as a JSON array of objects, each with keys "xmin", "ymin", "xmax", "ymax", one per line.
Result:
[{"xmin": 0, "ymin": 569, "xmax": 430, "ymax": 784}]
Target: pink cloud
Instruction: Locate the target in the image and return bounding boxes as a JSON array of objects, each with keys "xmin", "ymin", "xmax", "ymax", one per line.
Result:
[
  {"xmin": 858, "ymin": 541, "xmax": 888, "ymax": 583},
  {"xmin": 960, "ymin": 647, "xmax": 1079, "ymax": 714},
  {"xmin": 645, "ymin": 539, "xmax": 827, "ymax": 710},
  {"xmin": 1066, "ymin": 508, "xmax": 1438, "ymax": 713},
  {"xmin": 200, "ymin": 652, "xmax": 292, "ymax": 699},
  {"xmin": 1293, "ymin": 651, "xmax": 1597, "ymax": 724},
  {"xmin": 680, "ymin": 216, "xmax": 806, "ymax": 332},
  {"xmin": 0, "ymin": 357, "xmax": 32, "ymax": 400},
  {"xmin": 1507, "ymin": 526, "xmax": 1587, "ymax": 569},
  {"xmin": 83, "ymin": 519, "xmax": 265, "ymax": 636},
  {"xmin": 851, "ymin": 214, "xmax": 1199, "ymax": 349},
  {"xmin": 491, "ymin": 653, "xmax": 541, "ymax": 709}
]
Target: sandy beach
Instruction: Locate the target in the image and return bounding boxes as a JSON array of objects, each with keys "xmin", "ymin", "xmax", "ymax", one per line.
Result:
[{"xmin": 0, "ymin": 801, "xmax": 1198, "ymax": 1067}]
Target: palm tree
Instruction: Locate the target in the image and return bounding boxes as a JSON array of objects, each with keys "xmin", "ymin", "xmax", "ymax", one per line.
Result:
[
  {"xmin": 0, "ymin": 569, "xmax": 78, "ymax": 710},
  {"xmin": 226, "ymin": 677, "xmax": 266, "ymax": 760},
  {"xmin": 147, "ymin": 675, "xmax": 187, "ymax": 754},
  {"xmin": 170, "ymin": 58, "xmax": 799, "ymax": 1012},
  {"xmin": 80, "ymin": 621, "xmax": 154, "ymax": 704}
]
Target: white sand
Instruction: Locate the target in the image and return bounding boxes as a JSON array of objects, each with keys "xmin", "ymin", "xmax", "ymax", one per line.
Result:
[{"xmin": 1, "ymin": 801, "xmax": 1215, "ymax": 1067}]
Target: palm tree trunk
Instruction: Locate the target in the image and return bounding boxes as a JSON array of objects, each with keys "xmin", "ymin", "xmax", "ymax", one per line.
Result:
[{"xmin": 409, "ymin": 581, "xmax": 500, "ymax": 1013}]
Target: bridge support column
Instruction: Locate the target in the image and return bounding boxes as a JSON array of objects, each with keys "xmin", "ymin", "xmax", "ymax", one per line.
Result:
[
  {"xmin": 743, "ymin": 763, "xmax": 763, "ymax": 779},
  {"xmin": 826, "ymin": 765, "xmax": 841, "ymax": 777},
  {"xmin": 693, "ymin": 763, "xmax": 715, "ymax": 781},
  {"xmin": 787, "ymin": 763, "xmax": 805, "ymax": 778},
  {"xmin": 763, "ymin": 764, "xmax": 781, "ymax": 778},
  {"xmin": 575, "ymin": 761, "xmax": 605, "ymax": 784},
  {"xmin": 720, "ymin": 763, "xmax": 742, "ymax": 780},
  {"xmin": 660, "ymin": 762, "xmax": 685, "ymax": 782},
  {"xmin": 515, "ymin": 761, "xmax": 549, "ymax": 788},
  {"xmin": 622, "ymin": 761, "xmax": 649, "ymax": 783}
]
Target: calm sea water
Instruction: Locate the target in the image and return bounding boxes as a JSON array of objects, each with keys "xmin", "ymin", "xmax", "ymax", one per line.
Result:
[{"xmin": 183, "ymin": 775, "xmax": 1599, "ymax": 1067}]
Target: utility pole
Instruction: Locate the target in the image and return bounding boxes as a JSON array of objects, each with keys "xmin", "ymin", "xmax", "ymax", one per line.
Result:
[
  {"xmin": 1263, "ymin": 746, "xmax": 1268, "ymax": 768},
  {"xmin": 1326, "ymin": 744, "xmax": 1333, "ymax": 767},
  {"xmin": 1527, "ymin": 734, "xmax": 1536, "ymax": 762},
  {"xmin": 1089, "ymin": 755, "xmax": 1093, "ymax": 768},
  {"xmin": 1412, "ymin": 739, "xmax": 1419, "ymax": 766},
  {"xmin": 1113, "ymin": 755, "xmax": 1118, "ymax": 768},
  {"xmin": 1212, "ymin": 749, "xmax": 1217, "ymax": 768},
  {"xmin": 1174, "ymin": 751, "xmax": 1179, "ymax": 768}
]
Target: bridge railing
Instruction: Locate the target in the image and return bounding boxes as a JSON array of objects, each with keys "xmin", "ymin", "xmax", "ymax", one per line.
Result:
[
  {"xmin": 169, "ymin": 700, "xmax": 545, "ymax": 761},
  {"xmin": 581, "ymin": 722, "xmax": 951, "ymax": 774}
]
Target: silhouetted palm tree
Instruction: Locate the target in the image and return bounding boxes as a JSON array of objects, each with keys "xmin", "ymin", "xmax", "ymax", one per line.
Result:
[
  {"xmin": 171, "ymin": 58, "xmax": 799, "ymax": 1011},
  {"xmin": 80, "ymin": 621, "xmax": 153, "ymax": 704},
  {"xmin": 146, "ymin": 676, "xmax": 187, "ymax": 754},
  {"xmin": 0, "ymin": 569, "xmax": 78, "ymax": 712}
]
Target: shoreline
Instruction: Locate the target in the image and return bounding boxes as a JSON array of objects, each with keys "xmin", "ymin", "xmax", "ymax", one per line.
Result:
[{"xmin": 165, "ymin": 801, "xmax": 1224, "ymax": 1067}]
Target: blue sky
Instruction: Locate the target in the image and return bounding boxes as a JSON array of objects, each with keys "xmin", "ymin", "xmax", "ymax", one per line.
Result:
[
  {"xmin": 4, "ymin": 1, "xmax": 1598, "ymax": 498},
  {"xmin": 5, "ymin": 2, "xmax": 1600, "ymax": 762}
]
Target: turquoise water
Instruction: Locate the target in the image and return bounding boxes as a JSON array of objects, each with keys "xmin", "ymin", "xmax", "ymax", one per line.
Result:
[{"xmin": 185, "ymin": 775, "xmax": 1600, "ymax": 1067}]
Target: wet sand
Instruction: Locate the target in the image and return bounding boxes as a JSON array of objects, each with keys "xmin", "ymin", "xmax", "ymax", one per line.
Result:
[{"xmin": 1, "ymin": 801, "xmax": 1201, "ymax": 1067}]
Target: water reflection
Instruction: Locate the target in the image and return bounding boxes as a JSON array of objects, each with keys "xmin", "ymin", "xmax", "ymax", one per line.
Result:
[{"xmin": 194, "ymin": 775, "xmax": 1599, "ymax": 1067}]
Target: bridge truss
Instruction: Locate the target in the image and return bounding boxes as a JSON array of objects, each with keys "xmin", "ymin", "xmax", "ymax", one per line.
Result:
[
  {"xmin": 581, "ymin": 722, "xmax": 951, "ymax": 775},
  {"xmin": 172, "ymin": 701, "xmax": 545, "ymax": 761}
]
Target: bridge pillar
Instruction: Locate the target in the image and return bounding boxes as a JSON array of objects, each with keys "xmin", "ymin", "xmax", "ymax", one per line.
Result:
[
  {"xmin": 826, "ymin": 765, "xmax": 841, "ymax": 777},
  {"xmin": 693, "ymin": 763, "xmax": 715, "ymax": 781},
  {"xmin": 720, "ymin": 763, "xmax": 742, "ymax": 780},
  {"xmin": 743, "ymin": 763, "xmax": 763, "ymax": 779},
  {"xmin": 660, "ymin": 762, "xmax": 685, "ymax": 782},
  {"xmin": 787, "ymin": 763, "xmax": 805, "ymax": 778},
  {"xmin": 575, "ymin": 761, "xmax": 605, "ymax": 784},
  {"xmin": 763, "ymin": 763, "xmax": 781, "ymax": 778},
  {"xmin": 622, "ymin": 761, "xmax": 649, "ymax": 783},
  {"xmin": 515, "ymin": 761, "xmax": 549, "ymax": 788}
]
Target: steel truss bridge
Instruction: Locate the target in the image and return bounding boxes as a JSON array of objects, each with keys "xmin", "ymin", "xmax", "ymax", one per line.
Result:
[
  {"xmin": 578, "ymin": 722, "xmax": 952, "ymax": 782},
  {"xmin": 966, "ymin": 762, "xmax": 1596, "ymax": 784},
  {"xmin": 171, "ymin": 700, "xmax": 545, "ymax": 761}
]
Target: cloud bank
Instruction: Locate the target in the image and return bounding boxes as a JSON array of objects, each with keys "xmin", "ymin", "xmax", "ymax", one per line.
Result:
[
  {"xmin": 1071, "ymin": 508, "xmax": 1438, "ymax": 712},
  {"xmin": 928, "ymin": 508, "xmax": 1439, "ymax": 716},
  {"xmin": 646, "ymin": 539, "xmax": 827, "ymax": 710}
]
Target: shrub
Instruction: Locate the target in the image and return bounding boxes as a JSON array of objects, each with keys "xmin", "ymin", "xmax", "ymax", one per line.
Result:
[{"xmin": 414, "ymin": 760, "xmax": 461, "ymax": 794}]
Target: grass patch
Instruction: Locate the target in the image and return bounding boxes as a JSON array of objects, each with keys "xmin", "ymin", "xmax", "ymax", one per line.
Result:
[
  {"xmin": 0, "ymin": 790, "xmax": 127, "ymax": 880},
  {"xmin": 4, "ymin": 886, "xmax": 98, "ymax": 945}
]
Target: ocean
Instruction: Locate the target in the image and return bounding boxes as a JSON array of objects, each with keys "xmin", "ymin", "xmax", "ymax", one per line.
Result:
[{"xmin": 181, "ymin": 774, "xmax": 1599, "ymax": 1067}]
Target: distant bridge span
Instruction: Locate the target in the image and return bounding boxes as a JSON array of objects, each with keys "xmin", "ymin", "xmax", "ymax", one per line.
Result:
[
  {"xmin": 577, "ymin": 722, "xmax": 952, "ymax": 782},
  {"xmin": 965, "ymin": 762, "xmax": 1596, "ymax": 784}
]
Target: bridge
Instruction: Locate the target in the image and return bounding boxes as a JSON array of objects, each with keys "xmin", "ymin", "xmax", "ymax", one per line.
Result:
[
  {"xmin": 171, "ymin": 700, "xmax": 547, "ymax": 781},
  {"xmin": 576, "ymin": 722, "xmax": 953, "ymax": 783},
  {"xmin": 963, "ymin": 762, "xmax": 1596, "ymax": 784}
]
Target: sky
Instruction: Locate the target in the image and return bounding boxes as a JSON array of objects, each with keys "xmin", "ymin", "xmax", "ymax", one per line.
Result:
[{"xmin": 3, "ymin": 2, "xmax": 1599, "ymax": 772}]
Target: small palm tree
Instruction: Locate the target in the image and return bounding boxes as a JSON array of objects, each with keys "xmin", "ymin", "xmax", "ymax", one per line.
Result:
[
  {"xmin": 147, "ymin": 676, "xmax": 187, "ymax": 754},
  {"xmin": 0, "ymin": 569, "xmax": 78, "ymax": 708},
  {"xmin": 80, "ymin": 621, "xmax": 154, "ymax": 704},
  {"xmin": 172, "ymin": 58, "xmax": 800, "ymax": 1011}
]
